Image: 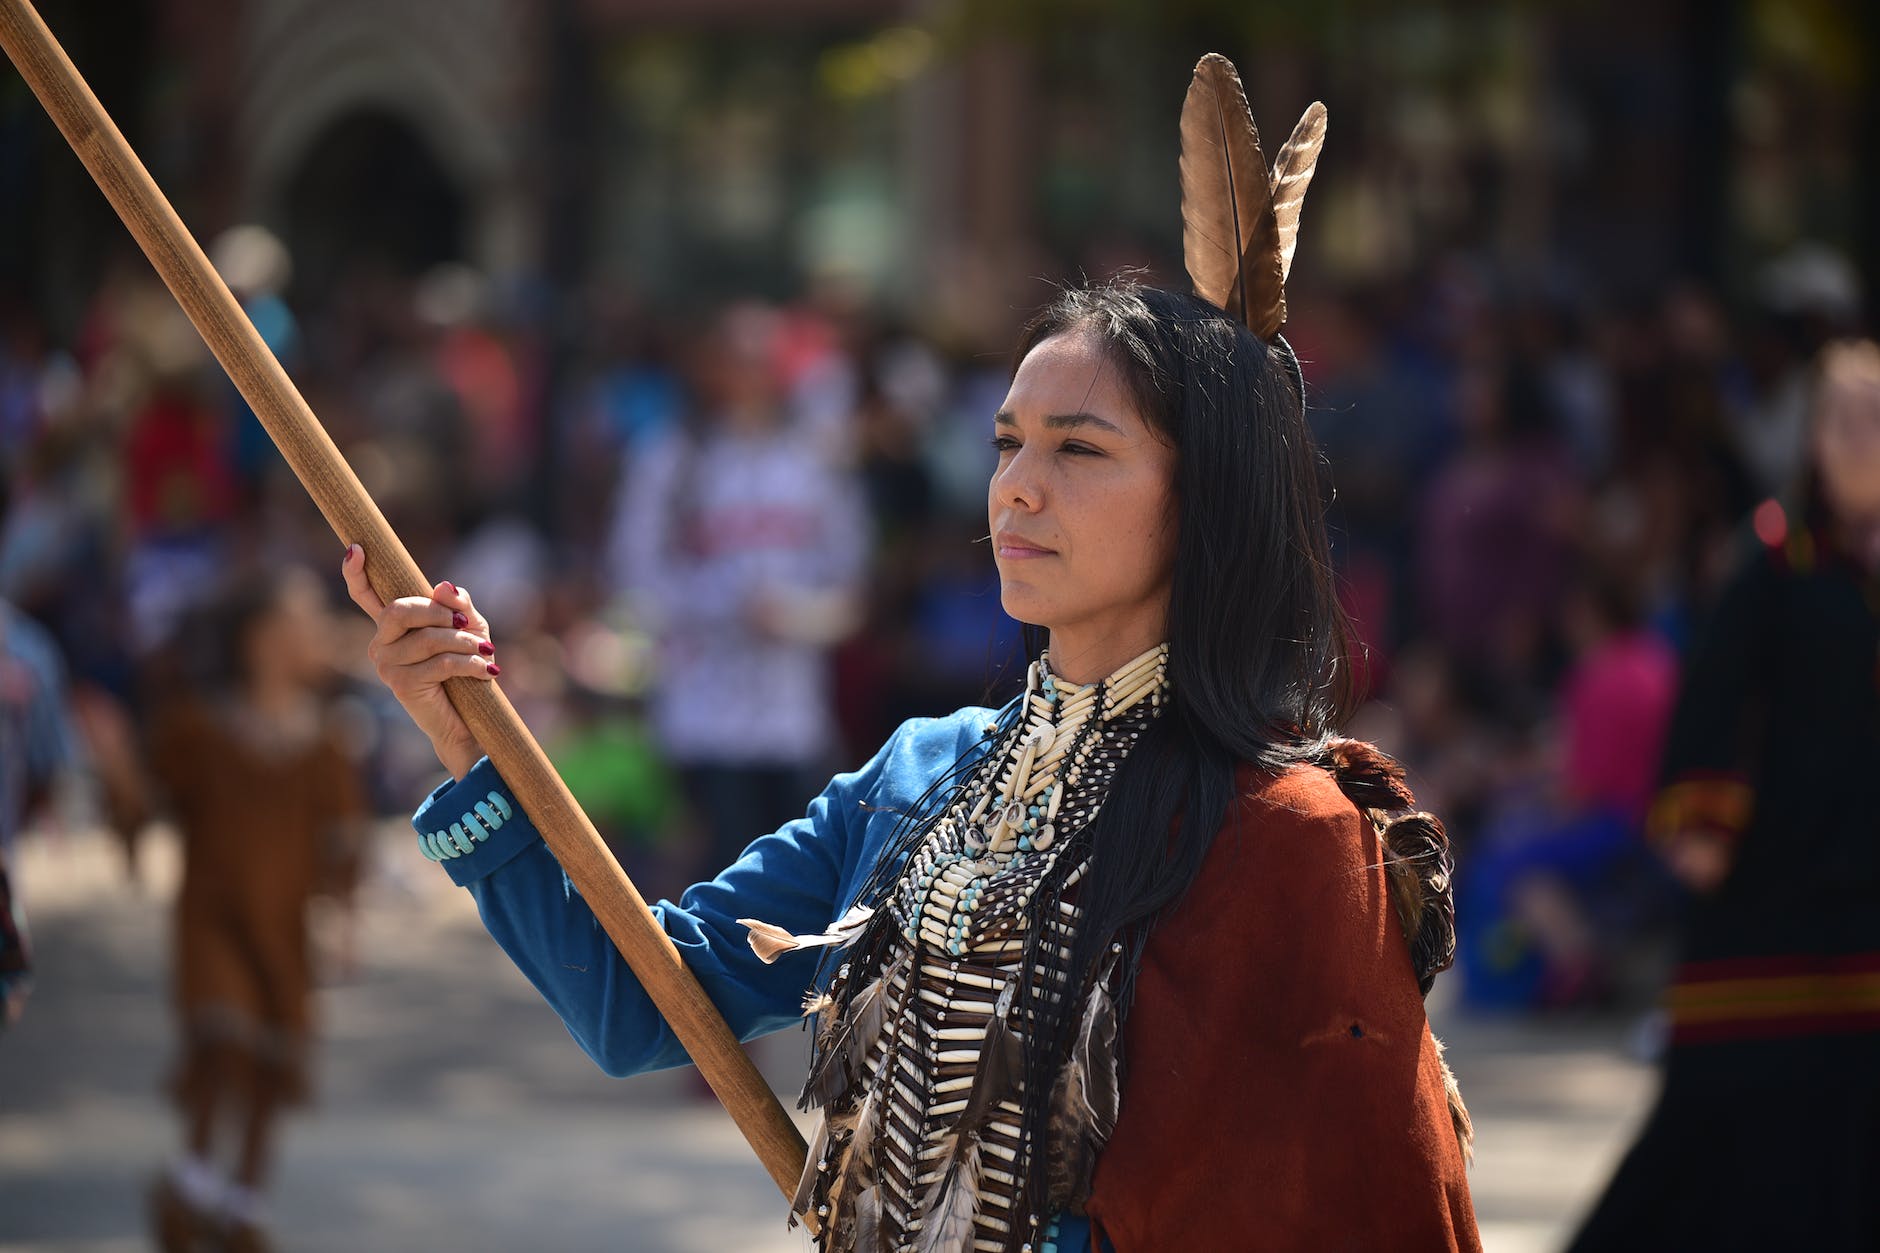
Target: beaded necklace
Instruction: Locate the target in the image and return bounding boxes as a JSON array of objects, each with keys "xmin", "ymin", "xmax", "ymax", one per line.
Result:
[
  {"xmin": 773, "ymin": 642, "xmax": 1171, "ymax": 1253},
  {"xmin": 896, "ymin": 644, "xmax": 1170, "ymax": 960}
]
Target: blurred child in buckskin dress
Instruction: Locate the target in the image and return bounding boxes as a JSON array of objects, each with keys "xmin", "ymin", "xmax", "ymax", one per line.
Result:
[{"xmin": 146, "ymin": 565, "xmax": 366, "ymax": 1253}]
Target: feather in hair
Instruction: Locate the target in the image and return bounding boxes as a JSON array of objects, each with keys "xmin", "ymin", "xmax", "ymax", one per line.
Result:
[
  {"xmin": 916, "ymin": 1135, "xmax": 983, "ymax": 1253},
  {"xmin": 1180, "ymin": 53, "xmax": 1284, "ymax": 337},
  {"xmin": 1268, "ymin": 102, "xmax": 1327, "ymax": 286}
]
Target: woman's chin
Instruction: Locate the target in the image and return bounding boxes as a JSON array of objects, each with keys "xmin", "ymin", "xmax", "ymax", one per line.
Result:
[{"xmin": 998, "ymin": 583, "xmax": 1054, "ymax": 628}]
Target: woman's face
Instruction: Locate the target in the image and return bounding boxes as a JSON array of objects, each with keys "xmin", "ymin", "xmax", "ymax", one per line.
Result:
[
  {"xmin": 989, "ymin": 328, "xmax": 1178, "ymax": 659},
  {"xmin": 1814, "ymin": 371, "xmax": 1880, "ymax": 523},
  {"xmin": 245, "ymin": 573, "xmax": 330, "ymax": 688}
]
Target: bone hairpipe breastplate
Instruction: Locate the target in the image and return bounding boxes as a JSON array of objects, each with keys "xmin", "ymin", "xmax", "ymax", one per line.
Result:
[{"xmin": 785, "ymin": 645, "xmax": 1170, "ymax": 1251}]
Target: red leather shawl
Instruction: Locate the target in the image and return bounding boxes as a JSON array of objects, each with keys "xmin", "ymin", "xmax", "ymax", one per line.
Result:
[{"xmin": 1085, "ymin": 762, "xmax": 1480, "ymax": 1251}]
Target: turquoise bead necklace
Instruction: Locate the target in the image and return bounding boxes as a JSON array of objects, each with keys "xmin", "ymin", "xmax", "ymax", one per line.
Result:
[{"xmin": 899, "ymin": 642, "xmax": 1170, "ymax": 959}]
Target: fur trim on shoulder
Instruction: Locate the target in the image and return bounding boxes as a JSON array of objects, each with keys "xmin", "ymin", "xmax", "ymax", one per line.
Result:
[
  {"xmin": 1318, "ymin": 737, "xmax": 1458, "ymax": 997},
  {"xmin": 1431, "ymin": 1033, "xmax": 1476, "ymax": 1165},
  {"xmin": 1320, "ymin": 737, "xmax": 1417, "ymax": 809}
]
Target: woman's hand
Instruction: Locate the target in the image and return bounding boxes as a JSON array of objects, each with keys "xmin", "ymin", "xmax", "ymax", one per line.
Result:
[{"xmin": 340, "ymin": 544, "xmax": 496, "ymax": 781}]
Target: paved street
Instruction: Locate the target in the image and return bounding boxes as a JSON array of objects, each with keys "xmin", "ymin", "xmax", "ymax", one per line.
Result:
[{"xmin": 1, "ymin": 825, "xmax": 1654, "ymax": 1252}]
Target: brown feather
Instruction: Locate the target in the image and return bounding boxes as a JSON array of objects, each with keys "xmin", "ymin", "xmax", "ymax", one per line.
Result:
[
  {"xmin": 1179, "ymin": 53, "xmax": 1283, "ymax": 336},
  {"xmin": 826, "ymin": 1078, "xmax": 887, "ymax": 1243},
  {"xmin": 851, "ymin": 1183, "xmax": 886, "ymax": 1253},
  {"xmin": 738, "ymin": 918, "xmax": 803, "ymax": 964},
  {"xmin": 950, "ymin": 983, "xmax": 1022, "ymax": 1139},
  {"xmin": 803, "ymin": 954, "xmax": 900, "ymax": 1110},
  {"xmin": 1268, "ymin": 102, "xmax": 1327, "ymax": 285},
  {"xmin": 1382, "ymin": 844, "xmax": 1427, "ymax": 950},
  {"xmin": 916, "ymin": 1136, "xmax": 983, "ymax": 1253},
  {"xmin": 821, "ymin": 1108, "xmax": 866, "ymax": 1240},
  {"xmin": 1323, "ymin": 737, "xmax": 1416, "ymax": 809},
  {"xmin": 792, "ymin": 1102, "xmax": 860, "ymax": 1230},
  {"xmin": 1045, "ymin": 977, "xmax": 1120, "ymax": 1207},
  {"xmin": 792, "ymin": 1112, "xmax": 833, "ymax": 1217},
  {"xmin": 803, "ymin": 1021, "xmax": 850, "ymax": 1110},
  {"xmin": 738, "ymin": 903, "xmax": 875, "ymax": 965},
  {"xmin": 848, "ymin": 956, "xmax": 894, "ymax": 1069},
  {"xmin": 834, "ymin": 1078, "xmax": 884, "ymax": 1194}
]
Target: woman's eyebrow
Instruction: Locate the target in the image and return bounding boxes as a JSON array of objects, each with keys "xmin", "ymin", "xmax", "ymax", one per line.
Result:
[{"xmin": 993, "ymin": 410, "xmax": 1126, "ymax": 435}]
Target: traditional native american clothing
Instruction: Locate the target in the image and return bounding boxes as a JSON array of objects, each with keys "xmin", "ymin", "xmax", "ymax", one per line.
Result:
[
  {"xmin": 152, "ymin": 698, "xmax": 363, "ymax": 1107},
  {"xmin": 1570, "ymin": 515, "xmax": 1880, "ymax": 1250},
  {"xmin": 413, "ymin": 644, "xmax": 1478, "ymax": 1251},
  {"xmin": 413, "ymin": 51, "xmax": 1477, "ymax": 1252}
]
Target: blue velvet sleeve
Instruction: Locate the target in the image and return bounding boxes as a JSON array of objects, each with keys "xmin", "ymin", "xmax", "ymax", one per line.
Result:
[{"xmin": 410, "ymin": 716, "xmax": 978, "ymax": 1078}]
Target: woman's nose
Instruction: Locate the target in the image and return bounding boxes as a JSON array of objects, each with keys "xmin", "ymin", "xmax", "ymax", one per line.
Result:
[{"xmin": 993, "ymin": 451, "xmax": 1043, "ymax": 512}]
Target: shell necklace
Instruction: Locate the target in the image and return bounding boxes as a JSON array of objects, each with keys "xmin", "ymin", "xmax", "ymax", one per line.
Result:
[{"xmin": 898, "ymin": 642, "xmax": 1171, "ymax": 958}]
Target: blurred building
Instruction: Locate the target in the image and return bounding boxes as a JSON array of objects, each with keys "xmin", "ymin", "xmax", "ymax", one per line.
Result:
[{"xmin": 2, "ymin": 0, "xmax": 1875, "ymax": 348}]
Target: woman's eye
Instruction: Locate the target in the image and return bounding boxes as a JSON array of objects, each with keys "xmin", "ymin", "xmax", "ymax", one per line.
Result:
[{"xmin": 987, "ymin": 435, "xmax": 1099, "ymax": 456}]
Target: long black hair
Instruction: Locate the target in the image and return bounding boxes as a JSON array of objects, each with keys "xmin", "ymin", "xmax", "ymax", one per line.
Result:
[
  {"xmin": 1020, "ymin": 280, "xmax": 1355, "ymax": 923},
  {"xmin": 1002, "ymin": 280, "xmax": 1357, "ymax": 1228}
]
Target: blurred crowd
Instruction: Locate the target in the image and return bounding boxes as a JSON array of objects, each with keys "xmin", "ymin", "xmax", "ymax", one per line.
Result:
[{"xmin": 0, "ymin": 227, "xmax": 1870, "ymax": 1043}]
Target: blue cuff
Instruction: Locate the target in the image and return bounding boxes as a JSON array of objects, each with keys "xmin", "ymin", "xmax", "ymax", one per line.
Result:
[{"xmin": 411, "ymin": 756, "xmax": 542, "ymax": 886}]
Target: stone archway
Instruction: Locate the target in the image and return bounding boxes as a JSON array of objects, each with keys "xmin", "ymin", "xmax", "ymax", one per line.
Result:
[
  {"xmin": 231, "ymin": 0, "xmax": 535, "ymax": 295},
  {"xmin": 276, "ymin": 109, "xmax": 468, "ymax": 305}
]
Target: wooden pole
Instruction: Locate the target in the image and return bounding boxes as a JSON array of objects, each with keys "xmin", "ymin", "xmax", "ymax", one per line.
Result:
[{"xmin": 0, "ymin": 0, "xmax": 814, "ymax": 1214}]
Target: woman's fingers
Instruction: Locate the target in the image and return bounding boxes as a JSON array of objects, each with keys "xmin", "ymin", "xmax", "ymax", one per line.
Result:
[
  {"xmin": 370, "ymin": 595, "xmax": 460, "ymax": 654},
  {"xmin": 341, "ymin": 546, "xmax": 491, "ymax": 642},
  {"xmin": 340, "ymin": 544, "xmax": 385, "ymax": 620},
  {"xmin": 345, "ymin": 546, "xmax": 497, "ymax": 685},
  {"xmin": 376, "ymin": 625, "xmax": 497, "ymax": 671},
  {"xmin": 402, "ymin": 651, "xmax": 501, "ymax": 688},
  {"xmin": 432, "ymin": 580, "xmax": 489, "ymax": 639},
  {"xmin": 340, "ymin": 546, "xmax": 493, "ymax": 773}
]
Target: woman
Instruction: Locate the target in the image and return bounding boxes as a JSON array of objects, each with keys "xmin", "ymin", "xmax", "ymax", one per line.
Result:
[
  {"xmin": 1570, "ymin": 338, "xmax": 1880, "ymax": 1251},
  {"xmin": 344, "ymin": 59, "xmax": 1477, "ymax": 1251}
]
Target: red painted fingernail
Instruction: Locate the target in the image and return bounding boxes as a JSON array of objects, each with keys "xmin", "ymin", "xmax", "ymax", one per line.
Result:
[
  {"xmin": 478, "ymin": 641, "xmax": 495, "ymax": 656},
  {"xmin": 486, "ymin": 662, "xmax": 501, "ymax": 676},
  {"xmin": 442, "ymin": 581, "xmax": 457, "ymax": 596},
  {"xmin": 341, "ymin": 544, "xmax": 353, "ymax": 563},
  {"xmin": 452, "ymin": 611, "xmax": 468, "ymax": 630}
]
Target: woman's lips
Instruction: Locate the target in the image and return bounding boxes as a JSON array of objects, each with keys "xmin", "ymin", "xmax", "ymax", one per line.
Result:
[{"xmin": 995, "ymin": 533, "xmax": 1055, "ymax": 559}]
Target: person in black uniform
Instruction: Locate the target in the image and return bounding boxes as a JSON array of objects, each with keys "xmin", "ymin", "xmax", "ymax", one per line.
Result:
[{"xmin": 1571, "ymin": 338, "xmax": 1880, "ymax": 1250}]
